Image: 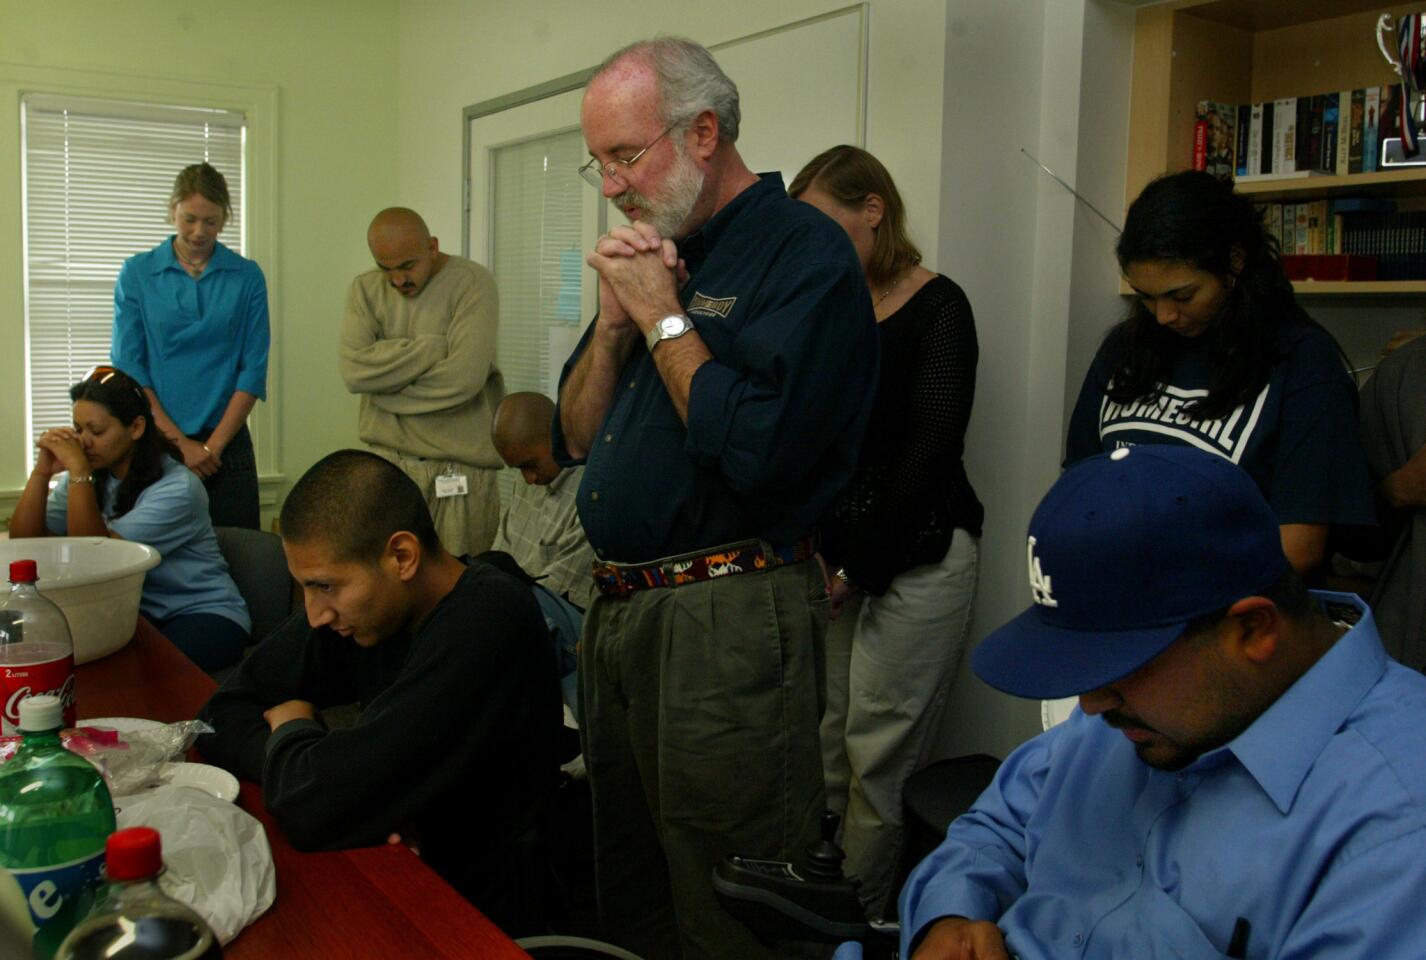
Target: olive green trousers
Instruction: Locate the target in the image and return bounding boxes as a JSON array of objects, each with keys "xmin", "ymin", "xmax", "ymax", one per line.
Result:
[{"xmin": 580, "ymin": 558, "xmax": 828, "ymax": 960}]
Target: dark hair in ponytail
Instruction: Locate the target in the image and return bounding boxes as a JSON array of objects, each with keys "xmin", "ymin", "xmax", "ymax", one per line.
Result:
[
  {"xmin": 1108, "ymin": 170, "xmax": 1331, "ymax": 420},
  {"xmin": 69, "ymin": 368, "xmax": 181, "ymax": 518}
]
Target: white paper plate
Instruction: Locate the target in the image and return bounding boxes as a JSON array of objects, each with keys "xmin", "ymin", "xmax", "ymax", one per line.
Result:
[
  {"xmin": 78, "ymin": 717, "xmax": 166, "ymax": 737},
  {"xmin": 159, "ymin": 762, "xmax": 239, "ymax": 803}
]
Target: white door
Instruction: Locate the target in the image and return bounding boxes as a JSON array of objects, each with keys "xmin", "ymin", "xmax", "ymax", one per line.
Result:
[{"xmin": 468, "ymin": 88, "xmax": 605, "ymax": 403}]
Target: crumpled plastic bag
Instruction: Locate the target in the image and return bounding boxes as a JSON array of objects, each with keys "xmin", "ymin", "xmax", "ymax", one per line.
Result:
[
  {"xmin": 0, "ymin": 720, "xmax": 219, "ymax": 796},
  {"xmin": 115, "ymin": 784, "xmax": 276, "ymax": 945},
  {"xmin": 76, "ymin": 719, "xmax": 214, "ymax": 797}
]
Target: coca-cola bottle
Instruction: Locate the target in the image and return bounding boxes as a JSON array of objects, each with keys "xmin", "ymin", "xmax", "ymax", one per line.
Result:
[
  {"xmin": 56, "ymin": 827, "xmax": 221, "ymax": 959},
  {"xmin": 0, "ymin": 560, "xmax": 77, "ymax": 735},
  {"xmin": 0, "ymin": 694, "xmax": 116, "ymax": 958}
]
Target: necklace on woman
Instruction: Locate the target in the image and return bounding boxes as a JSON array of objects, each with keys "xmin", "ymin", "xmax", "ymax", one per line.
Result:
[
  {"xmin": 874, "ymin": 272, "xmax": 904, "ymax": 306},
  {"xmin": 173, "ymin": 242, "xmax": 209, "ymax": 272}
]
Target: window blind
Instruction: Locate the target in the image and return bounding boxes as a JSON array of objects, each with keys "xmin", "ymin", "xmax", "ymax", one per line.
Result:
[
  {"xmin": 21, "ymin": 94, "xmax": 245, "ymax": 457},
  {"xmin": 489, "ymin": 129, "xmax": 587, "ymax": 502}
]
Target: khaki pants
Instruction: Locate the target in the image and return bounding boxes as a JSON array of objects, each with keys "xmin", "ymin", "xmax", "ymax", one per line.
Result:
[
  {"xmin": 819, "ymin": 529, "xmax": 978, "ymax": 917},
  {"xmin": 369, "ymin": 447, "xmax": 500, "ymax": 557},
  {"xmin": 580, "ymin": 558, "xmax": 828, "ymax": 960}
]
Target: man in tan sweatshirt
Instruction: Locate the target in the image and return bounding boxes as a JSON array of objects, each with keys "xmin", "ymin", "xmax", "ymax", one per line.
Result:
[{"xmin": 339, "ymin": 207, "xmax": 504, "ymax": 556}]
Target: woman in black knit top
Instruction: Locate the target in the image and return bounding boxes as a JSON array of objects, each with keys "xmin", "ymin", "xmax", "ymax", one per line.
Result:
[{"xmin": 791, "ymin": 145, "xmax": 983, "ymax": 916}]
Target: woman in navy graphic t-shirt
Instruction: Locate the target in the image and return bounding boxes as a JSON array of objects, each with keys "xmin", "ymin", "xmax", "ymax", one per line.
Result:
[{"xmin": 1066, "ymin": 170, "xmax": 1374, "ymax": 574}]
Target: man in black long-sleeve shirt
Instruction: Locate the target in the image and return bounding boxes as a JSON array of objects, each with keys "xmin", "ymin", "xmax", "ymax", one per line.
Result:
[{"xmin": 197, "ymin": 450, "xmax": 563, "ymax": 936}]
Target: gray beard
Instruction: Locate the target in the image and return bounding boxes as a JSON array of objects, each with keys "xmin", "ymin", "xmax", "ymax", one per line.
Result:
[{"xmin": 615, "ymin": 147, "xmax": 705, "ymax": 239}]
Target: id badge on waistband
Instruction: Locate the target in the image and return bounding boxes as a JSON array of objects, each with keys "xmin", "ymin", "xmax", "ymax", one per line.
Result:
[{"xmin": 435, "ymin": 473, "xmax": 469, "ymax": 498}]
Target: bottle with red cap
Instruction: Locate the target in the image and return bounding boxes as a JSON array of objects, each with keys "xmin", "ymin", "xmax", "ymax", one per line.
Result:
[
  {"xmin": 0, "ymin": 560, "xmax": 77, "ymax": 735},
  {"xmin": 55, "ymin": 827, "xmax": 221, "ymax": 959},
  {"xmin": 0, "ymin": 694, "xmax": 115, "ymax": 958}
]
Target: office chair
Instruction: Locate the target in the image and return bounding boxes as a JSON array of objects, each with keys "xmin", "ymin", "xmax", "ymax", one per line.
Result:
[
  {"xmin": 213, "ymin": 525, "xmax": 299, "ymax": 644},
  {"xmin": 714, "ymin": 699, "xmax": 1079, "ymax": 957},
  {"xmin": 516, "ymin": 935, "xmax": 645, "ymax": 958}
]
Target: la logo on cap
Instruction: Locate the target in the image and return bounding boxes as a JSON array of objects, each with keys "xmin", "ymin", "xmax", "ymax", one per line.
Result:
[{"xmin": 1027, "ymin": 536, "xmax": 1057, "ymax": 608}]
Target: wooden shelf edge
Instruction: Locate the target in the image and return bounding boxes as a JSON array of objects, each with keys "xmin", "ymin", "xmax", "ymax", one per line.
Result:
[
  {"xmin": 1235, "ymin": 168, "xmax": 1426, "ymax": 199},
  {"xmin": 1117, "ymin": 279, "xmax": 1426, "ymax": 296},
  {"xmin": 1290, "ymin": 280, "xmax": 1426, "ymax": 295}
]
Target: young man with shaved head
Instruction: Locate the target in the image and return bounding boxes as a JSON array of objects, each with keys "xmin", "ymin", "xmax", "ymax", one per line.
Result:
[
  {"xmin": 197, "ymin": 450, "xmax": 563, "ymax": 935},
  {"xmin": 339, "ymin": 207, "xmax": 504, "ymax": 556},
  {"xmin": 554, "ymin": 36, "xmax": 879, "ymax": 960},
  {"xmin": 490, "ymin": 391, "xmax": 598, "ymax": 611}
]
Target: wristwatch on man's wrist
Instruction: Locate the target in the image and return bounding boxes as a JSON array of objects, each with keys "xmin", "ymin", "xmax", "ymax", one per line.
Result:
[{"xmin": 646, "ymin": 313, "xmax": 694, "ymax": 352}]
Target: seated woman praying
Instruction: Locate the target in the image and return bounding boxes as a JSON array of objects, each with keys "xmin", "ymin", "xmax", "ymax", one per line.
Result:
[{"xmin": 8, "ymin": 365, "xmax": 250, "ymax": 673}]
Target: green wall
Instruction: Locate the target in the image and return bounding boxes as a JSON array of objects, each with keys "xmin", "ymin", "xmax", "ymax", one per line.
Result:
[{"xmin": 0, "ymin": 0, "xmax": 398, "ymax": 527}]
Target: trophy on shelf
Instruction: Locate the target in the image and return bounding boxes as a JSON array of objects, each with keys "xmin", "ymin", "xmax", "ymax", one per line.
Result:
[{"xmin": 1376, "ymin": 11, "xmax": 1426, "ymax": 167}]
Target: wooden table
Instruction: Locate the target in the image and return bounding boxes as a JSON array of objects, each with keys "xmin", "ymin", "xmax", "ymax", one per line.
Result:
[{"xmin": 75, "ymin": 619, "xmax": 531, "ymax": 959}]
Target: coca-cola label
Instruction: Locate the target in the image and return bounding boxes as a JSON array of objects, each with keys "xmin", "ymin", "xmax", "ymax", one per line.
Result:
[{"xmin": 0, "ymin": 659, "xmax": 76, "ymax": 735}]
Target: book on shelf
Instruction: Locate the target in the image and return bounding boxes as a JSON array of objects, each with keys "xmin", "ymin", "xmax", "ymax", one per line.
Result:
[
  {"xmin": 1336, "ymin": 89, "xmax": 1352, "ymax": 175},
  {"xmin": 1200, "ymin": 87, "xmax": 1425, "ymax": 182},
  {"xmin": 1258, "ymin": 197, "xmax": 1424, "ymax": 265},
  {"xmin": 1236, "ymin": 104, "xmax": 1251, "ymax": 177},
  {"xmin": 1275, "ymin": 98, "xmax": 1296, "ymax": 175},
  {"xmin": 1194, "ymin": 101, "xmax": 1236, "ymax": 178},
  {"xmin": 1261, "ymin": 100, "xmax": 1275, "ymax": 175},
  {"xmin": 1247, "ymin": 103, "xmax": 1265, "ymax": 176},
  {"xmin": 1305, "ymin": 96, "xmax": 1324, "ymax": 176},
  {"xmin": 1257, "ymin": 202, "xmax": 1283, "ymax": 249},
  {"xmin": 1349, "ymin": 89, "xmax": 1365, "ymax": 174},
  {"xmin": 1332, "ymin": 197, "xmax": 1397, "ymax": 214},
  {"xmin": 1267, "ymin": 199, "xmax": 1425, "ymax": 278},
  {"xmin": 1363, "ymin": 86, "xmax": 1381, "ymax": 174},
  {"xmin": 1321, "ymin": 92, "xmax": 1339, "ymax": 174},
  {"xmin": 1280, "ymin": 254, "xmax": 1380, "ymax": 282},
  {"xmin": 1271, "ymin": 203, "xmax": 1284, "ymax": 252}
]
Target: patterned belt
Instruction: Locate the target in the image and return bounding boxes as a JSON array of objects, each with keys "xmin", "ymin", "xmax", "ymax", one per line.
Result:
[{"xmin": 592, "ymin": 535, "xmax": 818, "ymax": 597}]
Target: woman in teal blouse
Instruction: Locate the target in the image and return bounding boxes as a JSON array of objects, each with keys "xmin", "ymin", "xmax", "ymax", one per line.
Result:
[{"xmin": 111, "ymin": 162, "xmax": 270, "ymax": 529}]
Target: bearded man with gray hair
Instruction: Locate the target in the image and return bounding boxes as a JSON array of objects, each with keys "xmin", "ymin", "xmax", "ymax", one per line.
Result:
[{"xmin": 553, "ymin": 36, "xmax": 879, "ymax": 960}]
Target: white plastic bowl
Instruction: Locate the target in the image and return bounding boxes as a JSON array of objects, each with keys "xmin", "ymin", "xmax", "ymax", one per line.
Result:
[{"xmin": 0, "ymin": 538, "xmax": 161, "ymax": 664}]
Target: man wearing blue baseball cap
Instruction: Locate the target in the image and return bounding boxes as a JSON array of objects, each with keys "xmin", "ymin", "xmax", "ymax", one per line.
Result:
[{"xmin": 899, "ymin": 445, "xmax": 1426, "ymax": 960}]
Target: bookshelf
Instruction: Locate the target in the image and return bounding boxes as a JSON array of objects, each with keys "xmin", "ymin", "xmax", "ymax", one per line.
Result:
[
  {"xmin": 1233, "ymin": 168, "xmax": 1426, "ymax": 202},
  {"xmin": 1124, "ymin": 0, "xmax": 1423, "ymax": 297},
  {"xmin": 1291, "ymin": 279, "xmax": 1426, "ymax": 295}
]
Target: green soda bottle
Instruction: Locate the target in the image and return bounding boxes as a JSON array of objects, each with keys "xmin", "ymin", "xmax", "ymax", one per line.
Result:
[{"xmin": 0, "ymin": 694, "xmax": 116, "ymax": 958}]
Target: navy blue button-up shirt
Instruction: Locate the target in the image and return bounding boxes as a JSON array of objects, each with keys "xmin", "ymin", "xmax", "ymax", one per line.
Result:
[{"xmin": 553, "ymin": 173, "xmax": 878, "ymax": 563}]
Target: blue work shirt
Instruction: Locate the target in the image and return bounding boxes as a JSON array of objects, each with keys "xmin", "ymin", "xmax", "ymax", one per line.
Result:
[
  {"xmin": 552, "ymin": 174, "xmax": 878, "ymax": 562},
  {"xmin": 112, "ymin": 238, "xmax": 270, "ymax": 435},
  {"xmin": 900, "ymin": 593, "xmax": 1426, "ymax": 959},
  {"xmin": 47, "ymin": 458, "xmax": 250, "ymax": 631}
]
